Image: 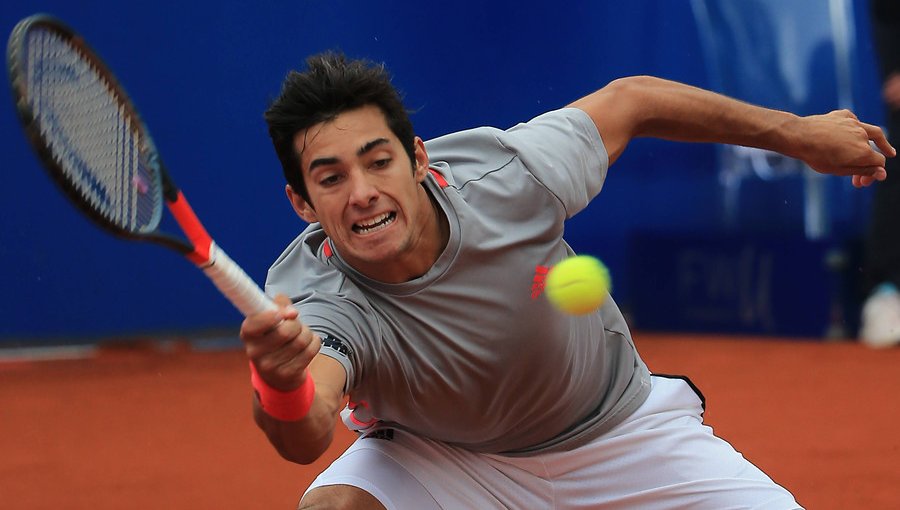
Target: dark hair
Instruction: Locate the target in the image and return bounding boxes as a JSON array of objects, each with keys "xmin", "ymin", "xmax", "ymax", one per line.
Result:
[{"xmin": 264, "ymin": 51, "xmax": 416, "ymax": 204}]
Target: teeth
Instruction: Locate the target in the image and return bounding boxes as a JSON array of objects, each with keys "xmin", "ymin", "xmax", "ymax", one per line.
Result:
[
  {"xmin": 354, "ymin": 212, "xmax": 394, "ymax": 234},
  {"xmin": 358, "ymin": 212, "xmax": 390, "ymax": 229}
]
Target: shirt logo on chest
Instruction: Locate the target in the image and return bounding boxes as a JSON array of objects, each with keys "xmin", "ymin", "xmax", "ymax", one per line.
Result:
[{"xmin": 530, "ymin": 264, "xmax": 551, "ymax": 299}]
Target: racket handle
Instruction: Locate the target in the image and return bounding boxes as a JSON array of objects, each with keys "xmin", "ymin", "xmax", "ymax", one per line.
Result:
[{"xmin": 201, "ymin": 242, "xmax": 277, "ymax": 316}]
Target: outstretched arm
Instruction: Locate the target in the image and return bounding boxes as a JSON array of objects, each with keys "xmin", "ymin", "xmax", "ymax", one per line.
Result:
[
  {"xmin": 240, "ymin": 294, "xmax": 348, "ymax": 465},
  {"xmin": 568, "ymin": 76, "xmax": 895, "ymax": 187}
]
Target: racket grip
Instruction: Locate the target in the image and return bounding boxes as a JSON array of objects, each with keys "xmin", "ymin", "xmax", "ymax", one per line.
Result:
[{"xmin": 201, "ymin": 242, "xmax": 277, "ymax": 316}]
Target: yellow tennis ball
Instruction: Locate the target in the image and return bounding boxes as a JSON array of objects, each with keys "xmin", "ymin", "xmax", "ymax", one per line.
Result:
[{"xmin": 545, "ymin": 255, "xmax": 611, "ymax": 315}]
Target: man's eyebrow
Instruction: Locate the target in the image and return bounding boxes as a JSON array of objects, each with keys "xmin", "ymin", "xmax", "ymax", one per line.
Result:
[
  {"xmin": 358, "ymin": 138, "xmax": 390, "ymax": 156},
  {"xmin": 308, "ymin": 156, "xmax": 339, "ymax": 174},
  {"xmin": 307, "ymin": 138, "xmax": 391, "ymax": 175}
]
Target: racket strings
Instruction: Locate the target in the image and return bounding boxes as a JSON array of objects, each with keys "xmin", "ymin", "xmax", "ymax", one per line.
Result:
[{"xmin": 23, "ymin": 28, "xmax": 162, "ymax": 233}]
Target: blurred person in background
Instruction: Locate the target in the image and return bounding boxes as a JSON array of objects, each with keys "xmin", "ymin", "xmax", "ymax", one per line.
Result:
[{"xmin": 860, "ymin": 0, "xmax": 900, "ymax": 348}]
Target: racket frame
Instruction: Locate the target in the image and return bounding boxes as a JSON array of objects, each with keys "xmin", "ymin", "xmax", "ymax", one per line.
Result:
[
  {"xmin": 8, "ymin": 14, "xmax": 203, "ymax": 259},
  {"xmin": 7, "ymin": 14, "xmax": 274, "ymax": 315}
]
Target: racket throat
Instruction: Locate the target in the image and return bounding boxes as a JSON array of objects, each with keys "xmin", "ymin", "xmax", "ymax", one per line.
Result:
[{"xmin": 166, "ymin": 191, "xmax": 214, "ymax": 266}]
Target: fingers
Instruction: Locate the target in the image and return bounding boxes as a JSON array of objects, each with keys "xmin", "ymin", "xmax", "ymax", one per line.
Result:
[
  {"xmin": 816, "ymin": 115, "xmax": 893, "ymax": 182},
  {"xmin": 871, "ymin": 167, "xmax": 888, "ymax": 181},
  {"xmin": 862, "ymin": 122, "xmax": 897, "ymax": 158},
  {"xmin": 846, "ymin": 123, "xmax": 891, "ymax": 184},
  {"xmin": 241, "ymin": 294, "xmax": 298, "ymax": 337},
  {"xmin": 853, "ymin": 172, "xmax": 884, "ymax": 188},
  {"xmin": 849, "ymin": 167, "xmax": 886, "ymax": 188},
  {"xmin": 273, "ymin": 293, "xmax": 295, "ymax": 309},
  {"xmin": 240, "ymin": 293, "xmax": 318, "ymax": 390},
  {"xmin": 253, "ymin": 328, "xmax": 321, "ymax": 390}
]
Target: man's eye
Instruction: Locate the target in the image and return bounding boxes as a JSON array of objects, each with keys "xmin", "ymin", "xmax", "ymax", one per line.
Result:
[
  {"xmin": 372, "ymin": 158, "xmax": 391, "ymax": 169},
  {"xmin": 319, "ymin": 174, "xmax": 341, "ymax": 186}
]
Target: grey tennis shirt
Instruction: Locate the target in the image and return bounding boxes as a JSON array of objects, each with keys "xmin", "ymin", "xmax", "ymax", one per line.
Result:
[{"xmin": 266, "ymin": 107, "xmax": 651, "ymax": 455}]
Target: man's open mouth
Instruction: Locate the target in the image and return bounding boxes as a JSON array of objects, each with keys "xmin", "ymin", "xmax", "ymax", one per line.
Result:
[{"xmin": 353, "ymin": 212, "xmax": 397, "ymax": 234}]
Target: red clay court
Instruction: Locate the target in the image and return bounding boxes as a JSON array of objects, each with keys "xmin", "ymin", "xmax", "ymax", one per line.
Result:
[{"xmin": 1, "ymin": 333, "xmax": 898, "ymax": 509}]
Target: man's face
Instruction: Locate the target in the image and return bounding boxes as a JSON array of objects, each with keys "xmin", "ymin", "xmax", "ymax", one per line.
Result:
[{"xmin": 287, "ymin": 105, "xmax": 436, "ymax": 281}]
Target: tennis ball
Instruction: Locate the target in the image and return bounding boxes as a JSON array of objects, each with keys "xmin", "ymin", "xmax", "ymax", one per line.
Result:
[{"xmin": 545, "ymin": 255, "xmax": 611, "ymax": 315}]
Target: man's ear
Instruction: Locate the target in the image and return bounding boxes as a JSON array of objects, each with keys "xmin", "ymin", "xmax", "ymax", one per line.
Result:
[
  {"xmin": 286, "ymin": 184, "xmax": 317, "ymax": 223},
  {"xmin": 413, "ymin": 136, "xmax": 430, "ymax": 183}
]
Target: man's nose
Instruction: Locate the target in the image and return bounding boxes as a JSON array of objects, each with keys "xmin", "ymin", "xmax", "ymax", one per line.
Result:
[{"xmin": 348, "ymin": 172, "xmax": 379, "ymax": 207}]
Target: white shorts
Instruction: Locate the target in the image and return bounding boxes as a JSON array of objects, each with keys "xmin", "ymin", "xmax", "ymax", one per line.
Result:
[{"xmin": 304, "ymin": 375, "xmax": 802, "ymax": 509}]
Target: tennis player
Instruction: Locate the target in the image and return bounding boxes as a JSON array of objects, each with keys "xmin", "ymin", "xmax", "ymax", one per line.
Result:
[{"xmin": 240, "ymin": 52, "xmax": 892, "ymax": 509}]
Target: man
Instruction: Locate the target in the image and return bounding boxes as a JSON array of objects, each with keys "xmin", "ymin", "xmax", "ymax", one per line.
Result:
[
  {"xmin": 241, "ymin": 52, "xmax": 892, "ymax": 509},
  {"xmin": 860, "ymin": 0, "xmax": 900, "ymax": 347}
]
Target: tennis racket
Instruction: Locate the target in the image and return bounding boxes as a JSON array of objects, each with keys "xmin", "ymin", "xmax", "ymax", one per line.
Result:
[{"xmin": 7, "ymin": 14, "xmax": 276, "ymax": 317}]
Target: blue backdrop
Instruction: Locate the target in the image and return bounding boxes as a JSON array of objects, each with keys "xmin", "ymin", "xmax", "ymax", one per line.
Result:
[{"xmin": 0, "ymin": 0, "xmax": 884, "ymax": 343}]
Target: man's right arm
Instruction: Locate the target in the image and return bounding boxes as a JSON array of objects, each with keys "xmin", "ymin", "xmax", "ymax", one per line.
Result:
[{"xmin": 240, "ymin": 294, "xmax": 348, "ymax": 465}]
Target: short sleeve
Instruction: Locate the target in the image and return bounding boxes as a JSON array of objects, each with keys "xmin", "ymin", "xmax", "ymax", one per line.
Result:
[{"xmin": 495, "ymin": 107, "xmax": 609, "ymax": 217}]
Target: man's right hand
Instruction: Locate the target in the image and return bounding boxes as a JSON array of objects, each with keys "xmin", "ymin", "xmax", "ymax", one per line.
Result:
[{"xmin": 240, "ymin": 293, "xmax": 320, "ymax": 392}]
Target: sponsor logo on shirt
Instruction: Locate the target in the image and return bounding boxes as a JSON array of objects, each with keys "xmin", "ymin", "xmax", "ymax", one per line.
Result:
[
  {"xmin": 343, "ymin": 399, "xmax": 379, "ymax": 431},
  {"xmin": 321, "ymin": 335, "xmax": 351, "ymax": 358},
  {"xmin": 531, "ymin": 264, "xmax": 550, "ymax": 299},
  {"xmin": 364, "ymin": 429, "xmax": 395, "ymax": 441}
]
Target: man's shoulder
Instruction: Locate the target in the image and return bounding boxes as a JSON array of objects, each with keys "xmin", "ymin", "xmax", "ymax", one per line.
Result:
[
  {"xmin": 266, "ymin": 224, "xmax": 346, "ymax": 296},
  {"xmin": 422, "ymin": 108, "xmax": 599, "ymax": 186},
  {"xmin": 424, "ymin": 125, "xmax": 509, "ymax": 158},
  {"xmin": 270, "ymin": 223, "xmax": 324, "ymax": 267},
  {"xmin": 424, "ymin": 108, "xmax": 592, "ymax": 156}
]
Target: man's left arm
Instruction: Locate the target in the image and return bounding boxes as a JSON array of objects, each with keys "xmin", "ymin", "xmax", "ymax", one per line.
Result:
[{"xmin": 568, "ymin": 75, "xmax": 895, "ymax": 187}]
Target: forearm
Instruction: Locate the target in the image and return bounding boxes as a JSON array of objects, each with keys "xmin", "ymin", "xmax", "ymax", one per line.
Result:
[
  {"xmin": 253, "ymin": 384, "xmax": 343, "ymax": 464},
  {"xmin": 239, "ymin": 297, "xmax": 349, "ymax": 465},
  {"xmin": 571, "ymin": 75, "xmax": 890, "ymax": 179}
]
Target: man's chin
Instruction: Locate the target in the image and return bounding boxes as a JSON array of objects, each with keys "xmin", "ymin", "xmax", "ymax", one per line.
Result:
[{"xmin": 342, "ymin": 244, "xmax": 398, "ymax": 266}]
